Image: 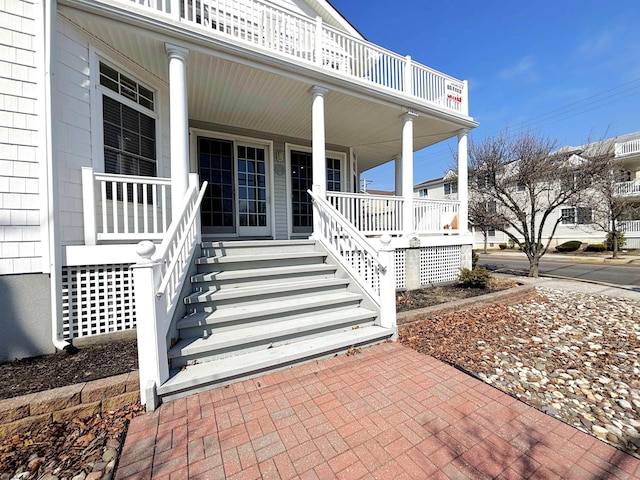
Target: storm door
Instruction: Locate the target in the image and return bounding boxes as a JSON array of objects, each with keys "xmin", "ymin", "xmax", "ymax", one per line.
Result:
[{"xmin": 198, "ymin": 137, "xmax": 269, "ymax": 236}]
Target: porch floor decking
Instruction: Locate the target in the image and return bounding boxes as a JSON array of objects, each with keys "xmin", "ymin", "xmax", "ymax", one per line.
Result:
[{"xmin": 116, "ymin": 343, "xmax": 640, "ymax": 479}]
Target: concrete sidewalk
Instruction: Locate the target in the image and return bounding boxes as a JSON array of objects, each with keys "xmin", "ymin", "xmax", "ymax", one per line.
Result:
[{"xmin": 115, "ymin": 342, "xmax": 640, "ymax": 479}]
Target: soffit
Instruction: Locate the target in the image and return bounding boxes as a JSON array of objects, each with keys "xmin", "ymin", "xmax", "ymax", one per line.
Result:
[{"xmin": 59, "ymin": 7, "xmax": 466, "ymax": 171}]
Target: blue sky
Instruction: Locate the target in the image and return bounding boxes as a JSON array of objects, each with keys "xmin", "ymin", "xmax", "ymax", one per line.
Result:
[{"xmin": 329, "ymin": 0, "xmax": 640, "ymax": 190}]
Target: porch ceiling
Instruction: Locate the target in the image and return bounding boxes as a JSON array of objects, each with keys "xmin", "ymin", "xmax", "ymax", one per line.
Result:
[{"xmin": 60, "ymin": 6, "xmax": 470, "ymax": 171}]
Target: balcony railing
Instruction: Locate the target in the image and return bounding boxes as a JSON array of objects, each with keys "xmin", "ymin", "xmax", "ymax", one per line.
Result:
[
  {"xmin": 615, "ymin": 139, "xmax": 640, "ymax": 157},
  {"xmin": 414, "ymin": 198, "xmax": 460, "ymax": 233},
  {"xmin": 614, "ymin": 179, "xmax": 640, "ymax": 197},
  {"xmin": 82, "ymin": 168, "xmax": 172, "ymax": 244},
  {"xmin": 619, "ymin": 220, "xmax": 640, "ymax": 233},
  {"xmin": 327, "ymin": 192, "xmax": 403, "ymax": 235},
  {"xmin": 119, "ymin": 0, "xmax": 468, "ymax": 115}
]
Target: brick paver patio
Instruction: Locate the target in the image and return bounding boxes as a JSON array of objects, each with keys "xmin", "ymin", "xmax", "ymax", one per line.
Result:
[{"xmin": 116, "ymin": 343, "xmax": 640, "ymax": 479}]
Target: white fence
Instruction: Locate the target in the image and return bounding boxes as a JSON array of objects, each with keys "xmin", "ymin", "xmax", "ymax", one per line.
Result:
[
  {"xmin": 327, "ymin": 192, "xmax": 403, "ymax": 235},
  {"xmin": 120, "ymin": 0, "xmax": 468, "ymax": 115},
  {"xmin": 82, "ymin": 168, "xmax": 171, "ymax": 244},
  {"xmin": 413, "ymin": 199, "xmax": 460, "ymax": 233},
  {"xmin": 614, "ymin": 180, "xmax": 640, "ymax": 196},
  {"xmin": 615, "ymin": 139, "xmax": 640, "ymax": 157}
]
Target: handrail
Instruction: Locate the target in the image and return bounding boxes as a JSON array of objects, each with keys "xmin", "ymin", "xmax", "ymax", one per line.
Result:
[
  {"xmin": 308, "ymin": 189, "xmax": 385, "ymax": 271},
  {"xmin": 156, "ymin": 180, "xmax": 208, "ymax": 297}
]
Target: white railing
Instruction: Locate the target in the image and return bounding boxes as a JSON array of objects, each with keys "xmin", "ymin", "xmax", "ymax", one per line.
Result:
[
  {"xmin": 614, "ymin": 179, "xmax": 640, "ymax": 196},
  {"xmin": 117, "ymin": 0, "xmax": 468, "ymax": 115},
  {"xmin": 82, "ymin": 167, "xmax": 171, "ymax": 245},
  {"xmin": 327, "ymin": 192, "xmax": 403, "ymax": 235},
  {"xmin": 131, "ymin": 174, "xmax": 207, "ymax": 408},
  {"xmin": 619, "ymin": 220, "xmax": 640, "ymax": 233},
  {"xmin": 414, "ymin": 198, "xmax": 460, "ymax": 233},
  {"xmin": 615, "ymin": 139, "xmax": 640, "ymax": 157},
  {"xmin": 308, "ymin": 188, "xmax": 395, "ymax": 330}
]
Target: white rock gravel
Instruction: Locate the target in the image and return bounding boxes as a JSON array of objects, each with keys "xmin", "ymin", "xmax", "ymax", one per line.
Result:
[{"xmin": 474, "ymin": 287, "xmax": 640, "ymax": 458}]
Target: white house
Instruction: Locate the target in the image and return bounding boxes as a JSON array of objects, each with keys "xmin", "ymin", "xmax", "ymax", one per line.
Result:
[
  {"xmin": 1, "ymin": 0, "xmax": 477, "ymax": 408},
  {"xmin": 414, "ymin": 132, "xmax": 640, "ymax": 251}
]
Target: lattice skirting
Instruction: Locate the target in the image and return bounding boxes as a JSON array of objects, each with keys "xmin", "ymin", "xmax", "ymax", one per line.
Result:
[
  {"xmin": 419, "ymin": 245, "xmax": 461, "ymax": 285},
  {"xmin": 394, "ymin": 249, "xmax": 406, "ymax": 289},
  {"xmin": 61, "ymin": 264, "xmax": 136, "ymax": 339}
]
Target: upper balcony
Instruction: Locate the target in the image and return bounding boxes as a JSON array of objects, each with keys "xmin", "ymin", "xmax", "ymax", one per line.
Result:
[
  {"xmin": 615, "ymin": 139, "xmax": 640, "ymax": 158},
  {"xmin": 84, "ymin": 0, "xmax": 468, "ymax": 117}
]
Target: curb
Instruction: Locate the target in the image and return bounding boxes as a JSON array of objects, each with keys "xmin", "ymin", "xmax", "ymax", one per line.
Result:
[{"xmin": 396, "ymin": 283, "xmax": 537, "ymax": 325}]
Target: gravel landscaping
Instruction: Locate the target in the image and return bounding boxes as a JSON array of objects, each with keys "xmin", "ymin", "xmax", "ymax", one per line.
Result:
[{"xmin": 400, "ymin": 287, "xmax": 640, "ymax": 459}]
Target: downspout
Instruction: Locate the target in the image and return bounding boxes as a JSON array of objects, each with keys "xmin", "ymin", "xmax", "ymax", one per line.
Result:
[{"xmin": 42, "ymin": 0, "xmax": 69, "ymax": 351}]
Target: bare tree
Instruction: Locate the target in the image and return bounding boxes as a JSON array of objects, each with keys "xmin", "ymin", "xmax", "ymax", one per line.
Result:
[{"xmin": 468, "ymin": 129, "xmax": 606, "ymax": 277}]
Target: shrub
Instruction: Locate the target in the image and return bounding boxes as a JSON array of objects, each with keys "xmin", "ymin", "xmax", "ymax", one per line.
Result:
[
  {"xmin": 471, "ymin": 250, "xmax": 479, "ymax": 268},
  {"xmin": 555, "ymin": 240, "xmax": 582, "ymax": 253},
  {"xmin": 508, "ymin": 239, "xmax": 515, "ymax": 249},
  {"xmin": 498, "ymin": 243, "xmax": 507, "ymax": 250},
  {"xmin": 458, "ymin": 266, "xmax": 491, "ymax": 289},
  {"xmin": 585, "ymin": 243, "xmax": 606, "ymax": 252},
  {"xmin": 606, "ymin": 231, "xmax": 626, "ymax": 251}
]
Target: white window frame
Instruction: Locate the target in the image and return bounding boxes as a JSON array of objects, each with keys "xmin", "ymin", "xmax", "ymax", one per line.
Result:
[{"xmin": 89, "ymin": 48, "xmax": 162, "ymax": 174}]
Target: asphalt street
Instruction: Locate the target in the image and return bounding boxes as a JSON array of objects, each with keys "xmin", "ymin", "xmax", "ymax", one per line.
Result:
[{"xmin": 478, "ymin": 252, "xmax": 640, "ymax": 288}]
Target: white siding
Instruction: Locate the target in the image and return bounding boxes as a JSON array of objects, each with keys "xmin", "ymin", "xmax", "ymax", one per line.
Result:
[{"xmin": 0, "ymin": 0, "xmax": 41, "ymax": 274}]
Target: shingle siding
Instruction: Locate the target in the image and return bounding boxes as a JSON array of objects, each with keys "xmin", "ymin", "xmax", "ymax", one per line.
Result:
[{"xmin": 0, "ymin": 0, "xmax": 41, "ymax": 274}]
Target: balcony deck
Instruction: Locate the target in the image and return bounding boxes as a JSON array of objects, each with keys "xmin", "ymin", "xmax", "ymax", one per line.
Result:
[{"xmin": 92, "ymin": 0, "xmax": 468, "ymax": 117}]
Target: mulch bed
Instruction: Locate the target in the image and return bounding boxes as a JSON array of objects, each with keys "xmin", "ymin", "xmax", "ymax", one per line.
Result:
[{"xmin": 0, "ymin": 337, "xmax": 138, "ymax": 400}]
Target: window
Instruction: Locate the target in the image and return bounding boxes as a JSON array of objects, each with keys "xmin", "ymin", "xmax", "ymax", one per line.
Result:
[
  {"xmin": 100, "ymin": 62, "xmax": 156, "ymax": 180},
  {"xmin": 326, "ymin": 157, "xmax": 341, "ymax": 192},
  {"xmin": 560, "ymin": 172, "xmax": 591, "ymax": 192},
  {"xmin": 487, "ymin": 229, "xmax": 496, "ymax": 237},
  {"xmin": 487, "ymin": 201, "xmax": 497, "ymax": 214},
  {"xmin": 418, "ymin": 188, "xmax": 428, "ymax": 197},
  {"xmin": 561, "ymin": 207, "xmax": 593, "ymax": 225},
  {"xmin": 444, "ymin": 182, "xmax": 458, "ymax": 195}
]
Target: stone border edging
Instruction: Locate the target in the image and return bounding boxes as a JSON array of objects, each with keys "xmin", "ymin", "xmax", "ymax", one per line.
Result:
[
  {"xmin": 0, "ymin": 371, "xmax": 140, "ymax": 440},
  {"xmin": 396, "ymin": 283, "xmax": 537, "ymax": 325}
]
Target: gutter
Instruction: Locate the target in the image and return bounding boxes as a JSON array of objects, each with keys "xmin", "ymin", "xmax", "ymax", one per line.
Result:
[{"xmin": 42, "ymin": 0, "xmax": 70, "ymax": 351}]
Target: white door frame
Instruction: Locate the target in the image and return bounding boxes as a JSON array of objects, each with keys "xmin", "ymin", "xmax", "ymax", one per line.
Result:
[{"xmin": 190, "ymin": 128, "xmax": 274, "ymax": 238}]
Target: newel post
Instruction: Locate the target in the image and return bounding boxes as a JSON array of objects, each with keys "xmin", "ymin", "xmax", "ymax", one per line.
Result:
[
  {"xmin": 81, "ymin": 167, "xmax": 97, "ymax": 246},
  {"xmin": 378, "ymin": 234, "xmax": 397, "ymax": 334},
  {"xmin": 131, "ymin": 240, "xmax": 169, "ymax": 411}
]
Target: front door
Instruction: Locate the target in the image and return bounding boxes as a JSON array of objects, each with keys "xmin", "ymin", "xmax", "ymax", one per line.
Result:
[
  {"xmin": 290, "ymin": 150, "xmax": 343, "ymax": 235},
  {"xmin": 199, "ymin": 137, "xmax": 270, "ymax": 237}
]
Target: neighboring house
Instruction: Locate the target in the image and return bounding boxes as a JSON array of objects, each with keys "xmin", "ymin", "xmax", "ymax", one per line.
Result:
[
  {"xmin": 415, "ymin": 132, "xmax": 640, "ymax": 250},
  {"xmin": 1, "ymin": 0, "xmax": 477, "ymax": 408}
]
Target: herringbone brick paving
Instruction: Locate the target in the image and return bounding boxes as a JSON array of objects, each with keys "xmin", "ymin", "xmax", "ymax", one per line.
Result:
[{"xmin": 116, "ymin": 343, "xmax": 640, "ymax": 479}]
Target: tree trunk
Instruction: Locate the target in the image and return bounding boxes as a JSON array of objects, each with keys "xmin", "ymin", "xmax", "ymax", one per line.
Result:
[
  {"xmin": 483, "ymin": 232, "xmax": 488, "ymax": 254},
  {"xmin": 528, "ymin": 255, "xmax": 540, "ymax": 278},
  {"xmin": 612, "ymin": 231, "xmax": 618, "ymax": 258}
]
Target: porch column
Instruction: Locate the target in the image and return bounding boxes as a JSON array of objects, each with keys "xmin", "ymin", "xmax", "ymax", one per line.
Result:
[
  {"xmin": 394, "ymin": 155, "xmax": 402, "ymax": 195},
  {"xmin": 457, "ymin": 129, "xmax": 469, "ymax": 233},
  {"xmin": 401, "ymin": 113, "xmax": 415, "ymax": 234},
  {"xmin": 166, "ymin": 43, "xmax": 190, "ymax": 216},
  {"xmin": 311, "ymin": 86, "xmax": 328, "ymax": 196}
]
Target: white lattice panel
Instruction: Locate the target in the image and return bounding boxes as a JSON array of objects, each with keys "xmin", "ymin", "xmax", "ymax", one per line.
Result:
[
  {"xmin": 395, "ymin": 248, "xmax": 406, "ymax": 289},
  {"xmin": 344, "ymin": 249, "xmax": 380, "ymax": 295},
  {"xmin": 62, "ymin": 264, "xmax": 136, "ymax": 339},
  {"xmin": 419, "ymin": 246, "xmax": 461, "ymax": 285}
]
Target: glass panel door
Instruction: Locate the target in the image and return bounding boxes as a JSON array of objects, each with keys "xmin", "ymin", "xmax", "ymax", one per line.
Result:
[
  {"xmin": 198, "ymin": 137, "xmax": 269, "ymax": 236},
  {"xmin": 291, "ymin": 150, "xmax": 313, "ymax": 234},
  {"xmin": 237, "ymin": 144, "xmax": 268, "ymax": 236},
  {"xmin": 199, "ymin": 137, "xmax": 234, "ymax": 234}
]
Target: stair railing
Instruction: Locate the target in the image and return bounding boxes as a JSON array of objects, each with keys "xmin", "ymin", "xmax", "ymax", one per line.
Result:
[
  {"xmin": 308, "ymin": 187, "xmax": 396, "ymax": 331},
  {"xmin": 131, "ymin": 173, "xmax": 207, "ymax": 409}
]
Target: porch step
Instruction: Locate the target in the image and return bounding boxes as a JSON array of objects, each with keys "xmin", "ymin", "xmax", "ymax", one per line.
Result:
[
  {"xmin": 158, "ymin": 239, "xmax": 387, "ymax": 404},
  {"xmin": 183, "ymin": 278, "xmax": 351, "ymax": 309},
  {"xmin": 176, "ymin": 291, "xmax": 365, "ymax": 337},
  {"xmin": 157, "ymin": 326, "xmax": 392, "ymax": 402},
  {"xmin": 190, "ymin": 263, "xmax": 338, "ymax": 288},
  {"xmin": 169, "ymin": 307, "xmax": 378, "ymax": 367}
]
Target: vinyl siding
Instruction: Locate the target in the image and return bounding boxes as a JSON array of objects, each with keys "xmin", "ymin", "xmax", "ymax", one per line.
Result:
[{"xmin": 0, "ymin": 0, "xmax": 41, "ymax": 274}]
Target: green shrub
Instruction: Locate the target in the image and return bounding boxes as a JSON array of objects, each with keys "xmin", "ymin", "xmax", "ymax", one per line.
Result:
[
  {"xmin": 585, "ymin": 243, "xmax": 606, "ymax": 252},
  {"xmin": 458, "ymin": 266, "xmax": 491, "ymax": 288},
  {"xmin": 555, "ymin": 240, "xmax": 582, "ymax": 253},
  {"xmin": 471, "ymin": 250, "xmax": 479, "ymax": 268},
  {"xmin": 498, "ymin": 243, "xmax": 507, "ymax": 250},
  {"xmin": 606, "ymin": 231, "xmax": 626, "ymax": 251}
]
